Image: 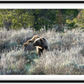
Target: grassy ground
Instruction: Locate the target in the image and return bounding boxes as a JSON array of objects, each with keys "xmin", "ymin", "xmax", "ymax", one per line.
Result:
[{"xmin": 0, "ymin": 27, "xmax": 84, "ymax": 75}]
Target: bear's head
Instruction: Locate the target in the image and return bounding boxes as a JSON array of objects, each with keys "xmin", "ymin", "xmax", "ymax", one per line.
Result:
[{"xmin": 33, "ymin": 37, "xmax": 46, "ymax": 48}]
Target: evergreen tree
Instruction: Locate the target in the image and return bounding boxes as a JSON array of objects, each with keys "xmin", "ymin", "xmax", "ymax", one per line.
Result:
[
  {"xmin": 0, "ymin": 9, "xmax": 34, "ymax": 30},
  {"xmin": 0, "ymin": 9, "xmax": 79, "ymax": 31},
  {"xmin": 65, "ymin": 9, "xmax": 79, "ymax": 29}
]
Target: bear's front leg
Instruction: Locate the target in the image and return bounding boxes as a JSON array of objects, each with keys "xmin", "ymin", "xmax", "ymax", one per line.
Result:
[{"xmin": 37, "ymin": 48, "xmax": 42, "ymax": 56}]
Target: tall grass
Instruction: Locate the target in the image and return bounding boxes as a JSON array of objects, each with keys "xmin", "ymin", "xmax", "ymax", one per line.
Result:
[
  {"xmin": 28, "ymin": 28, "xmax": 84, "ymax": 75},
  {"xmin": 0, "ymin": 27, "xmax": 84, "ymax": 74},
  {"xmin": 0, "ymin": 27, "xmax": 36, "ymax": 74}
]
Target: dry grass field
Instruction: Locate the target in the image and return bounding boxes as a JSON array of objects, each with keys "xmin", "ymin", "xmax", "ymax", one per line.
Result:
[{"xmin": 0, "ymin": 27, "xmax": 84, "ymax": 75}]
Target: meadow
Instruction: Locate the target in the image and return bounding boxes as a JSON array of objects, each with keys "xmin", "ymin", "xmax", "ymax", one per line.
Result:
[{"xmin": 0, "ymin": 27, "xmax": 84, "ymax": 75}]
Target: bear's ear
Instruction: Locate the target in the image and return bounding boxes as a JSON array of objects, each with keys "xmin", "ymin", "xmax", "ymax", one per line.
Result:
[
  {"xmin": 40, "ymin": 38, "xmax": 46, "ymax": 42},
  {"xmin": 40, "ymin": 39, "xmax": 43, "ymax": 42},
  {"xmin": 39, "ymin": 37, "xmax": 45, "ymax": 43},
  {"xmin": 42, "ymin": 38, "xmax": 46, "ymax": 41}
]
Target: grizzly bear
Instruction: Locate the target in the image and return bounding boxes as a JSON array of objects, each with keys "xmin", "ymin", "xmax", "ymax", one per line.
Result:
[{"xmin": 23, "ymin": 35, "xmax": 50, "ymax": 56}]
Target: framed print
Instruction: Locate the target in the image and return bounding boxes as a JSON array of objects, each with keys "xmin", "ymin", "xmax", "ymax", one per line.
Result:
[{"xmin": 0, "ymin": 0, "xmax": 84, "ymax": 83}]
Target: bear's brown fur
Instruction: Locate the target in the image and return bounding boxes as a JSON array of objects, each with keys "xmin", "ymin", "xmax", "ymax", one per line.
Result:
[
  {"xmin": 33, "ymin": 37, "xmax": 50, "ymax": 56},
  {"xmin": 23, "ymin": 35, "xmax": 50, "ymax": 56},
  {"xmin": 23, "ymin": 35, "xmax": 39, "ymax": 48}
]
